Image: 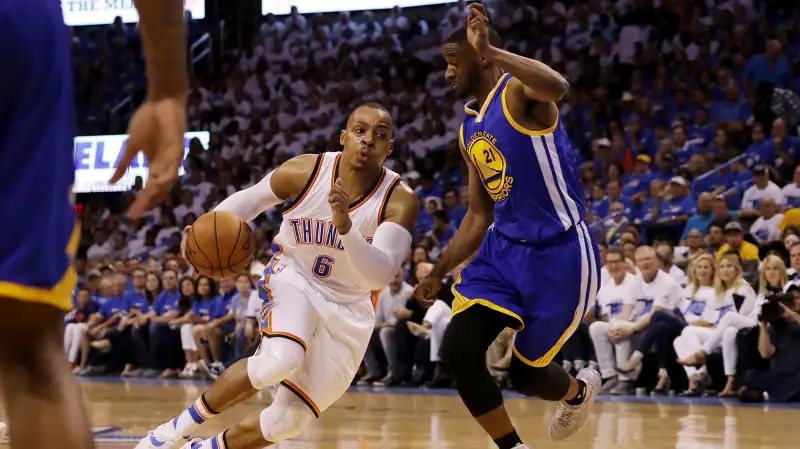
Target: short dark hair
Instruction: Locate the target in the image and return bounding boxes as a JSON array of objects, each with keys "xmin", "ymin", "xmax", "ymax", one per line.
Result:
[
  {"xmin": 606, "ymin": 247, "xmax": 625, "ymax": 260},
  {"xmin": 433, "ymin": 210, "xmax": 450, "ymax": 224},
  {"xmin": 446, "ymin": 26, "xmax": 503, "ymax": 48},
  {"xmin": 348, "ymin": 102, "xmax": 395, "ymax": 135}
]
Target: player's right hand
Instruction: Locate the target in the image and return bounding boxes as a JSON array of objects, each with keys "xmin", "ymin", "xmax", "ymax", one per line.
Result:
[
  {"xmin": 414, "ymin": 276, "xmax": 442, "ymax": 308},
  {"xmin": 111, "ymin": 96, "xmax": 187, "ymax": 219}
]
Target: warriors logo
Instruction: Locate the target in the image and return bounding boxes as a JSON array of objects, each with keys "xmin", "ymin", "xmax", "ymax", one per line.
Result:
[{"xmin": 467, "ymin": 131, "xmax": 513, "ymax": 202}]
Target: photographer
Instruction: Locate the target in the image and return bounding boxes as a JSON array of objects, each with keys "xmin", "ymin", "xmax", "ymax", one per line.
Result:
[{"xmin": 740, "ymin": 291, "xmax": 800, "ymax": 402}]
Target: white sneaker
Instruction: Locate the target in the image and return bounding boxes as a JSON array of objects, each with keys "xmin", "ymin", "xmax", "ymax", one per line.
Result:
[
  {"xmin": 549, "ymin": 368, "xmax": 601, "ymax": 440},
  {"xmin": 511, "ymin": 444, "xmax": 531, "ymax": 449},
  {"xmin": 134, "ymin": 422, "xmax": 188, "ymax": 449},
  {"xmin": 180, "ymin": 438, "xmax": 203, "ymax": 449}
]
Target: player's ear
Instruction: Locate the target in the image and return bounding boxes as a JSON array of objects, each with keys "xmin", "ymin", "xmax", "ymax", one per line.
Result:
[
  {"xmin": 478, "ymin": 55, "xmax": 491, "ymax": 69},
  {"xmin": 388, "ymin": 139, "xmax": 394, "ymax": 156},
  {"xmin": 339, "ymin": 130, "xmax": 346, "ymax": 146}
]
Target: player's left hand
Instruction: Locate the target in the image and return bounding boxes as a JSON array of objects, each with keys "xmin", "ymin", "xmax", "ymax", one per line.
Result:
[
  {"xmin": 466, "ymin": 3, "xmax": 491, "ymax": 56},
  {"xmin": 329, "ymin": 178, "xmax": 353, "ymax": 235},
  {"xmin": 111, "ymin": 96, "xmax": 187, "ymax": 219}
]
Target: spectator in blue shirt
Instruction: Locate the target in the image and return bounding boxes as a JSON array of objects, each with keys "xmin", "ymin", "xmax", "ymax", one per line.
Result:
[
  {"xmin": 170, "ymin": 275, "xmax": 218, "ymax": 379},
  {"xmin": 622, "ymin": 155, "xmax": 654, "ymax": 197},
  {"xmin": 428, "ymin": 210, "xmax": 455, "ymax": 250},
  {"xmin": 145, "ymin": 269, "xmax": 183, "ymax": 378},
  {"xmin": 597, "ymin": 181, "xmax": 632, "ymax": 217},
  {"xmin": 654, "ymin": 177, "xmax": 696, "ymax": 226},
  {"xmin": 443, "ymin": 189, "xmax": 465, "ymax": 229},
  {"xmin": 64, "ymin": 288, "xmax": 99, "ymax": 369},
  {"xmin": 197, "ymin": 274, "xmax": 250, "ymax": 379},
  {"xmin": 633, "ymin": 178, "xmax": 666, "ymax": 223},
  {"xmin": 681, "ymin": 193, "xmax": 715, "ymax": 242},
  {"xmin": 744, "ymin": 40, "xmax": 793, "ymax": 89},
  {"xmin": 671, "ymin": 125, "xmax": 701, "ymax": 165},
  {"xmin": 709, "ymin": 82, "xmax": 751, "ymax": 127}
]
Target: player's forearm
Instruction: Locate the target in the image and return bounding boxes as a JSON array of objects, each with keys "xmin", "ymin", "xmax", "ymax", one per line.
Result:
[
  {"xmin": 135, "ymin": 0, "xmax": 189, "ymax": 100},
  {"xmin": 340, "ymin": 222, "xmax": 411, "ymax": 290},
  {"xmin": 430, "ymin": 209, "xmax": 490, "ymax": 278},
  {"xmin": 484, "ymin": 46, "xmax": 568, "ymax": 102}
]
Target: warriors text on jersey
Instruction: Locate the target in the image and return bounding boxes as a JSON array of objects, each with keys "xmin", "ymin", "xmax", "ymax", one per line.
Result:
[
  {"xmin": 460, "ymin": 73, "xmax": 586, "ymax": 243},
  {"xmin": 261, "ymin": 152, "xmax": 401, "ymax": 304}
]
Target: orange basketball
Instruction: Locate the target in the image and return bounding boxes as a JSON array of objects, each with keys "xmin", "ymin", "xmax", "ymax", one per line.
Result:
[{"xmin": 185, "ymin": 211, "xmax": 254, "ymax": 279}]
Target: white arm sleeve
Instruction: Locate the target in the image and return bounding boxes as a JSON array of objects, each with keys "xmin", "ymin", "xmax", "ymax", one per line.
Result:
[
  {"xmin": 339, "ymin": 222, "xmax": 412, "ymax": 291},
  {"xmin": 213, "ymin": 171, "xmax": 282, "ymax": 222}
]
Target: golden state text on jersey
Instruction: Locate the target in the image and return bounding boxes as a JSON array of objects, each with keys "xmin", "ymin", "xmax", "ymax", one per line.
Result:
[{"xmin": 460, "ymin": 73, "xmax": 586, "ymax": 244}]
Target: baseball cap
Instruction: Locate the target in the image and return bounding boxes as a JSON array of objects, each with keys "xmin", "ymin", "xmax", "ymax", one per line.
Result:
[
  {"xmin": 636, "ymin": 154, "xmax": 652, "ymax": 164},
  {"xmin": 724, "ymin": 221, "xmax": 744, "ymax": 233},
  {"xmin": 669, "ymin": 176, "xmax": 688, "ymax": 186}
]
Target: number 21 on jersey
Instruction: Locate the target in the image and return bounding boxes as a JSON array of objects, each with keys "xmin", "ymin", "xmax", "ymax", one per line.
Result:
[{"xmin": 312, "ymin": 255, "xmax": 335, "ymax": 278}]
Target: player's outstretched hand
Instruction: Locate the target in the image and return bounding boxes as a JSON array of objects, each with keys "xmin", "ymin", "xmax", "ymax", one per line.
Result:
[
  {"xmin": 180, "ymin": 225, "xmax": 191, "ymax": 263},
  {"xmin": 329, "ymin": 178, "xmax": 353, "ymax": 235},
  {"xmin": 110, "ymin": 96, "xmax": 187, "ymax": 219},
  {"xmin": 466, "ymin": 3, "xmax": 491, "ymax": 55},
  {"xmin": 414, "ymin": 276, "xmax": 442, "ymax": 308}
]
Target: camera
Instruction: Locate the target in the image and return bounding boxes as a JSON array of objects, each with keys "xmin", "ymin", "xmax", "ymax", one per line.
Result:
[{"xmin": 758, "ymin": 292, "xmax": 795, "ymax": 324}]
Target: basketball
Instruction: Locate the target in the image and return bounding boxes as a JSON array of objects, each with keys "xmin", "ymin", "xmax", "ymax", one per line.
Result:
[{"xmin": 184, "ymin": 211, "xmax": 254, "ymax": 279}]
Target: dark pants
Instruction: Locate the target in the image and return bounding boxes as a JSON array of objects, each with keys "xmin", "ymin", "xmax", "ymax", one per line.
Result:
[
  {"xmin": 149, "ymin": 322, "xmax": 183, "ymax": 371},
  {"xmin": 561, "ymin": 322, "xmax": 595, "ymax": 363},
  {"xmin": 362, "ymin": 328, "xmax": 388, "ymax": 379},
  {"xmin": 637, "ymin": 310, "xmax": 685, "ymax": 368},
  {"xmin": 394, "ymin": 318, "xmax": 431, "ymax": 383}
]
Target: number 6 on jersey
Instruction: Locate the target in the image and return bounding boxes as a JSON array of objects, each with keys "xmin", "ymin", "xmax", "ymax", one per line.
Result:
[{"xmin": 312, "ymin": 255, "xmax": 335, "ymax": 278}]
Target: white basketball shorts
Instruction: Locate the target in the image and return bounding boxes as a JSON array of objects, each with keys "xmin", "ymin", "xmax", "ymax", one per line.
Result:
[{"xmin": 257, "ymin": 264, "xmax": 374, "ymax": 416}]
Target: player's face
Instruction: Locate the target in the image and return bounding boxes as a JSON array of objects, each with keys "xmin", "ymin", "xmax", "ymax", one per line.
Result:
[
  {"xmin": 340, "ymin": 107, "xmax": 393, "ymax": 170},
  {"xmin": 443, "ymin": 43, "xmax": 480, "ymax": 98}
]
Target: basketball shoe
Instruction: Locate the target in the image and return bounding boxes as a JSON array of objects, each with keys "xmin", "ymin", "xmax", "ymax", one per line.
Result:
[
  {"xmin": 134, "ymin": 421, "xmax": 188, "ymax": 449},
  {"xmin": 549, "ymin": 367, "xmax": 601, "ymax": 440}
]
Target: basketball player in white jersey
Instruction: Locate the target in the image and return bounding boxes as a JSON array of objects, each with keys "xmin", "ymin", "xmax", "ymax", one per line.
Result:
[{"xmin": 135, "ymin": 103, "xmax": 418, "ymax": 449}]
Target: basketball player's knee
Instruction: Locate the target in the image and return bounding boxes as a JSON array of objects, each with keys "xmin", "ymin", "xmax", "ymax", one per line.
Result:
[
  {"xmin": 259, "ymin": 400, "xmax": 315, "ymax": 442},
  {"xmin": 509, "ymin": 357, "xmax": 569, "ymax": 400},
  {"xmin": 246, "ymin": 339, "xmax": 305, "ymax": 390},
  {"xmin": 439, "ymin": 331, "xmax": 477, "ymax": 375}
]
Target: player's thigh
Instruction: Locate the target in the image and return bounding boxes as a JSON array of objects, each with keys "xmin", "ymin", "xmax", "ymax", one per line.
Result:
[
  {"xmin": 513, "ymin": 224, "xmax": 599, "ymax": 368},
  {"xmin": 0, "ymin": 300, "xmax": 67, "ymax": 370},
  {"xmin": 258, "ymin": 269, "xmax": 319, "ymax": 350},
  {"xmin": 0, "ymin": 0, "xmax": 76, "ymax": 313},
  {"xmin": 451, "ymin": 238, "xmax": 525, "ymax": 328},
  {"xmin": 282, "ymin": 300, "xmax": 374, "ymax": 416}
]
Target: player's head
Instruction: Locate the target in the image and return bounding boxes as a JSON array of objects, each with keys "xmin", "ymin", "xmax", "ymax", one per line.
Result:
[
  {"xmin": 442, "ymin": 25, "xmax": 503, "ymax": 98},
  {"xmin": 340, "ymin": 102, "xmax": 394, "ymax": 170}
]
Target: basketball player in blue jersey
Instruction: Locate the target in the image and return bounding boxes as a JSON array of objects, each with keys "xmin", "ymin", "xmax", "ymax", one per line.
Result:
[
  {"xmin": 414, "ymin": 4, "xmax": 601, "ymax": 448},
  {"xmin": 0, "ymin": 1, "xmax": 187, "ymax": 448}
]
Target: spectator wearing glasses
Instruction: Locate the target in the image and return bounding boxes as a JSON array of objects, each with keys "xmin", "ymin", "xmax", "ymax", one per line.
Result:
[
  {"xmin": 589, "ymin": 248, "xmax": 639, "ymax": 394},
  {"xmin": 674, "ymin": 253, "xmax": 759, "ymax": 396}
]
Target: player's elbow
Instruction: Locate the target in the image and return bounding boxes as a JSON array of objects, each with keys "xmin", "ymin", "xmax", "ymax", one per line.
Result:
[{"xmin": 542, "ymin": 78, "xmax": 570, "ymax": 102}]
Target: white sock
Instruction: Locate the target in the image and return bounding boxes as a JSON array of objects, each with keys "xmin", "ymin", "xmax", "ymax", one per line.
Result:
[{"xmin": 173, "ymin": 395, "xmax": 219, "ymax": 439}]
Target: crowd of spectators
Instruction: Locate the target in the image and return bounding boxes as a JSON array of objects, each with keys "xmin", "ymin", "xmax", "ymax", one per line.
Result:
[{"xmin": 70, "ymin": 0, "xmax": 800, "ymax": 401}]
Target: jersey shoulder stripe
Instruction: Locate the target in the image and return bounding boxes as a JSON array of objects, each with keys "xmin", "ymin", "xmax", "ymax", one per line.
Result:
[{"xmin": 282, "ymin": 153, "xmax": 324, "ymax": 215}]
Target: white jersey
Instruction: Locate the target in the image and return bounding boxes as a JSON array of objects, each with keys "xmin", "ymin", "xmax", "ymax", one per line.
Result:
[{"xmin": 270, "ymin": 151, "xmax": 401, "ymax": 303}]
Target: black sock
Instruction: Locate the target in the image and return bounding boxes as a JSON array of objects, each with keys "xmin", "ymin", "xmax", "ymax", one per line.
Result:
[
  {"xmin": 493, "ymin": 430, "xmax": 522, "ymax": 449},
  {"xmin": 565, "ymin": 379, "xmax": 587, "ymax": 406}
]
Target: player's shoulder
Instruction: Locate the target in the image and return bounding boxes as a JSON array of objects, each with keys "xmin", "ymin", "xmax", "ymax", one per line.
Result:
[
  {"xmin": 383, "ymin": 178, "xmax": 419, "ymax": 231},
  {"xmin": 272, "ymin": 153, "xmax": 326, "ymax": 199}
]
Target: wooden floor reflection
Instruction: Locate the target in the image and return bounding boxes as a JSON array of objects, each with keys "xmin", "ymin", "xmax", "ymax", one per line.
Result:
[{"xmin": 2, "ymin": 379, "xmax": 798, "ymax": 448}]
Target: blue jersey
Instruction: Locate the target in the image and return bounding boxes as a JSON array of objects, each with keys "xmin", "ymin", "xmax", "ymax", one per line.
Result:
[
  {"xmin": 0, "ymin": 0, "xmax": 78, "ymax": 311},
  {"xmin": 460, "ymin": 74, "xmax": 586, "ymax": 243}
]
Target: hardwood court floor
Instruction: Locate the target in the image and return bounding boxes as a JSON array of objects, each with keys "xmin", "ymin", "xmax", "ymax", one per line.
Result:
[{"xmin": 2, "ymin": 379, "xmax": 799, "ymax": 448}]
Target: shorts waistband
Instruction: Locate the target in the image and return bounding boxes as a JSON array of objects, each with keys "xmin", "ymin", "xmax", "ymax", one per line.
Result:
[{"xmin": 494, "ymin": 221, "xmax": 587, "ymax": 247}]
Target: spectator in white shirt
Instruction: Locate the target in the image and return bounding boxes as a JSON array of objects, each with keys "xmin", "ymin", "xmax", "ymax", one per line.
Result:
[
  {"xmin": 87, "ymin": 230, "xmax": 112, "ymax": 261},
  {"xmin": 588, "ymin": 248, "xmax": 638, "ymax": 393},
  {"xmin": 593, "ymin": 246, "xmax": 682, "ymax": 395},
  {"xmin": 358, "ymin": 270, "xmax": 414, "ymax": 386},
  {"xmin": 740, "ymin": 165, "xmax": 785, "ymax": 217},
  {"xmin": 782, "ymin": 165, "xmax": 800, "ymax": 208},
  {"xmin": 260, "ymin": 14, "xmax": 286, "ymax": 38},
  {"xmin": 655, "ymin": 241, "xmax": 688, "ymax": 287},
  {"xmin": 383, "ymin": 6, "xmax": 409, "ymax": 34},
  {"xmin": 750, "ymin": 197, "xmax": 785, "ymax": 243},
  {"xmin": 173, "ymin": 189, "xmax": 204, "ymax": 225},
  {"xmin": 674, "ymin": 253, "xmax": 760, "ymax": 397},
  {"xmin": 331, "ymin": 12, "xmax": 357, "ymax": 42}
]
